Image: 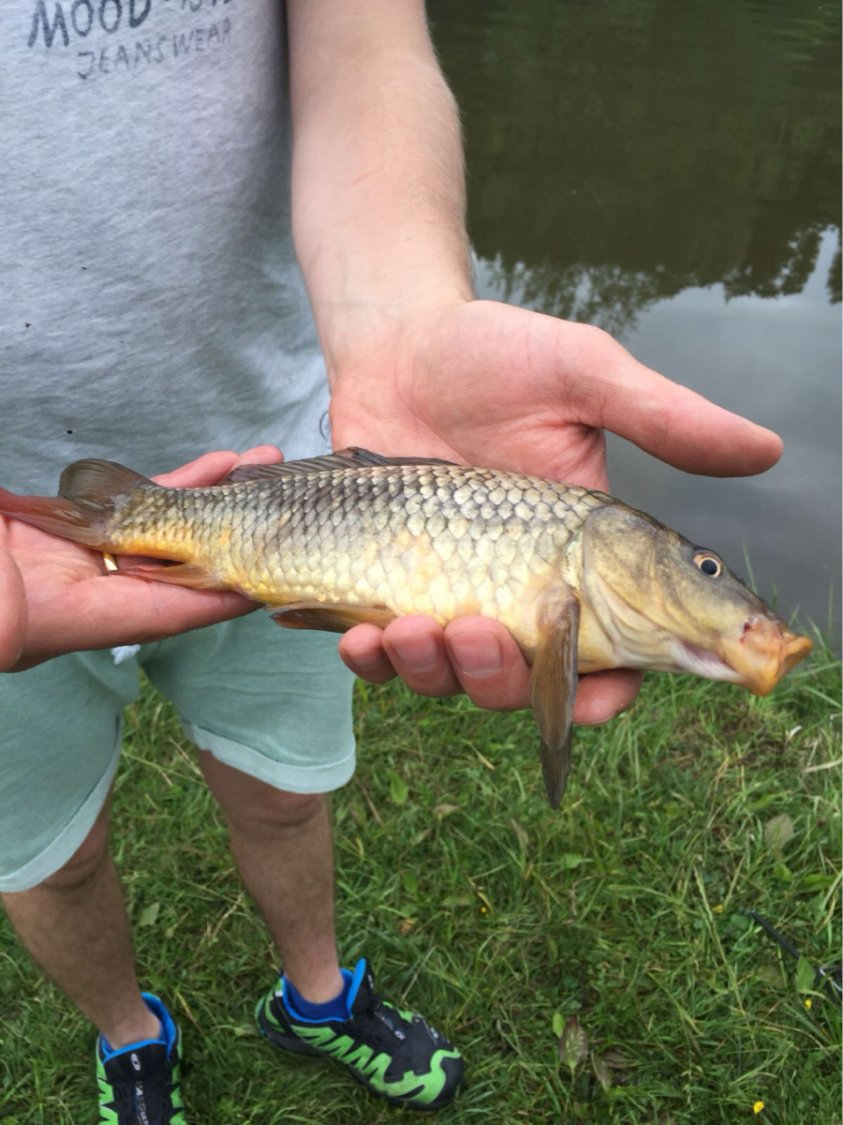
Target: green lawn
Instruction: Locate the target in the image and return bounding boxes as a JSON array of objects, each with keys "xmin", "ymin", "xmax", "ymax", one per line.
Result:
[{"xmin": 0, "ymin": 640, "xmax": 839, "ymax": 1124}]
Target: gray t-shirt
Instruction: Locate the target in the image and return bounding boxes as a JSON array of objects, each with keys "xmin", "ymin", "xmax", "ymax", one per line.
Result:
[{"xmin": 1, "ymin": 0, "xmax": 329, "ymax": 494}]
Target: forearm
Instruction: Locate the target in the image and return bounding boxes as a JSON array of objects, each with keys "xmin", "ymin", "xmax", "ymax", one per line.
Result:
[{"xmin": 287, "ymin": 0, "xmax": 472, "ymax": 379}]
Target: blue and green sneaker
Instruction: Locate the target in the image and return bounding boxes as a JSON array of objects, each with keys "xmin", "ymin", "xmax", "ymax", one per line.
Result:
[
  {"xmin": 256, "ymin": 959, "xmax": 464, "ymax": 1111},
  {"xmin": 96, "ymin": 993, "xmax": 186, "ymax": 1124}
]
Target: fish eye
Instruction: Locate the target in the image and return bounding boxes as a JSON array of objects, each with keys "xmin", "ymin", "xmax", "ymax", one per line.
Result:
[{"xmin": 693, "ymin": 551, "xmax": 722, "ymax": 578}]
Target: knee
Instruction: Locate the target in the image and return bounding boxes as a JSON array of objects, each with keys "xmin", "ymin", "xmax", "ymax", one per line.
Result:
[
  {"xmin": 38, "ymin": 814, "xmax": 110, "ymax": 891},
  {"xmin": 200, "ymin": 751, "xmax": 329, "ymax": 834},
  {"xmin": 223, "ymin": 785, "xmax": 327, "ymax": 836}
]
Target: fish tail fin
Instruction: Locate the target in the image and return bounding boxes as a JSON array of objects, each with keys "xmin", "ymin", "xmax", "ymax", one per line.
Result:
[
  {"xmin": 0, "ymin": 460, "xmax": 155, "ymax": 548},
  {"xmin": 0, "ymin": 487, "xmax": 111, "ymax": 546}
]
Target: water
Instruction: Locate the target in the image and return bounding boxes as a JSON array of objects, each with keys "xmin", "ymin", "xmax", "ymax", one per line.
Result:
[{"xmin": 430, "ymin": 0, "xmax": 841, "ymax": 635}]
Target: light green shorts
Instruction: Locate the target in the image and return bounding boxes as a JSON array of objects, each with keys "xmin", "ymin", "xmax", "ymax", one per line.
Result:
[{"xmin": 0, "ymin": 611, "xmax": 355, "ymax": 892}]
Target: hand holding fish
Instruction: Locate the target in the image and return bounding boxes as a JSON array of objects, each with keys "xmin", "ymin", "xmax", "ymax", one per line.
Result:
[
  {"xmin": 328, "ymin": 297, "xmax": 786, "ymax": 725},
  {"xmin": 0, "ymin": 548, "xmax": 27, "ymax": 672},
  {"xmin": 274, "ymin": 9, "xmax": 802, "ymax": 802},
  {"xmin": 0, "ymin": 446, "xmax": 280, "ymax": 672}
]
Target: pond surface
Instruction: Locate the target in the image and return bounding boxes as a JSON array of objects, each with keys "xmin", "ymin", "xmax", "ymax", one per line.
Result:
[{"xmin": 430, "ymin": 0, "xmax": 841, "ymax": 637}]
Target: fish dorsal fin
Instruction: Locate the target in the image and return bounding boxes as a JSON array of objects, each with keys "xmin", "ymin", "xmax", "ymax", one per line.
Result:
[
  {"xmin": 340, "ymin": 447, "xmax": 457, "ymax": 467},
  {"xmin": 59, "ymin": 459, "xmax": 156, "ymax": 504},
  {"xmin": 530, "ymin": 581, "xmax": 580, "ymax": 809},
  {"xmin": 222, "ymin": 447, "xmax": 457, "ymax": 484}
]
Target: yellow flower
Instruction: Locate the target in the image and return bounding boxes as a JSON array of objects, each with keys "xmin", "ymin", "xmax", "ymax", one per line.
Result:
[
  {"xmin": 753, "ymin": 1100, "xmax": 765, "ymax": 1114},
  {"xmin": 712, "ymin": 904, "xmax": 725, "ymax": 914},
  {"xmin": 804, "ymin": 997, "xmax": 813, "ymax": 1010}
]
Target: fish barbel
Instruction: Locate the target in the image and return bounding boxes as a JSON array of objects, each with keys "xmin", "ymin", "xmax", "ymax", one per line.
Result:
[{"xmin": 0, "ymin": 448, "xmax": 811, "ymax": 806}]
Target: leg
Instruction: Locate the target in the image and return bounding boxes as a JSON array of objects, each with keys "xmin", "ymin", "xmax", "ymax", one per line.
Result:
[
  {"xmin": 146, "ymin": 619, "xmax": 356, "ymax": 1003},
  {"xmin": 152, "ymin": 620, "xmax": 464, "ymax": 1111},
  {"xmin": 198, "ymin": 751, "xmax": 343, "ymax": 1001},
  {"xmin": 1, "ymin": 798, "xmax": 159, "ymax": 1047}
]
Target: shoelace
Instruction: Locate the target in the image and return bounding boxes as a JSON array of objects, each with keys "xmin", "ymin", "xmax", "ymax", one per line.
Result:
[
  {"xmin": 108, "ymin": 1066, "xmax": 170, "ymax": 1120},
  {"xmin": 351, "ymin": 994, "xmax": 415, "ymax": 1054}
]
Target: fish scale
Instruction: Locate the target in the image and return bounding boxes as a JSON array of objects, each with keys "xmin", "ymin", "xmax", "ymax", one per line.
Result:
[{"xmin": 116, "ymin": 464, "xmax": 607, "ymax": 632}]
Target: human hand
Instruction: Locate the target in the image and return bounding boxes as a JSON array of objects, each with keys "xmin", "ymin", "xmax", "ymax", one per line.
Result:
[
  {"xmin": 0, "ymin": 446, "xmax": 281, "ymax": 672},
  {"xmin": 329, "ymin": 298, "xmax": 783, "ymax": 723},
  {"xmin": 0, "ymin": 548, "xmax": 27, "ymax": 672}
]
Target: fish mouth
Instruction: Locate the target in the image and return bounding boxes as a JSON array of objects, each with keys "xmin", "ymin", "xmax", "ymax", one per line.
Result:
[
  {"xmin": 720, "ymin": 615, "xmax": 813, "ymax": 695},
  {"xmin": 674, "ymin": 641, "xmax": 744, "ymax": 684}
]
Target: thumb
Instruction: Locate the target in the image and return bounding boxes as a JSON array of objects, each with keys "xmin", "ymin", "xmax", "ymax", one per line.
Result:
[
  {"xmin": 561, "ymin": 323, "xmax": 783, "ymax": 477},
  {"xmin": 155, "ymin": 445, "xmax": 283, "ymax": 489}
]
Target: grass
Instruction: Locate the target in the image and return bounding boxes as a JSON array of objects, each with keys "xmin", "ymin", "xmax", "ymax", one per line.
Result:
[{"xmin": 0, "ymin": 638, "xmax": 839, "ymax": 1124}]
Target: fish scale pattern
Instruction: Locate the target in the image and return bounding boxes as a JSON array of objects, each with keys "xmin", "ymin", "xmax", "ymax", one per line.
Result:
[
  {"xmin": 112, "ymin": 464, "xmax": 609, "ymax": 631},
  {"xmin": 0, "ymin": 456, "xmax": 812, "ymax": 728}
]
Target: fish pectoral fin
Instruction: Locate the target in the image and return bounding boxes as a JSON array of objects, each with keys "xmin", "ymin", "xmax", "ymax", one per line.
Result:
[
  {"xmin": 270, "ymin": 601, "xmax": 396, "ymax": 634},
  {"xmin": 529, "ymin": 582, "xmax": 580, "ymax": 810},
  {"xmin": 118, "ymin": 562, "xmax": 223, "ymax": 589}
]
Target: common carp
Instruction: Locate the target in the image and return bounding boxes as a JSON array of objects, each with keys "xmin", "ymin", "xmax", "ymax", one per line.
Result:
[{"xmin": 0, "ymin": 448, "xmax": 811, "ymax": 806}]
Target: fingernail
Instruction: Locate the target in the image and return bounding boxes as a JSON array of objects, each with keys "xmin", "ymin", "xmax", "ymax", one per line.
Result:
[{"xmin": 449, "ymin": 634, "xmax": 503, "ymax": 677}]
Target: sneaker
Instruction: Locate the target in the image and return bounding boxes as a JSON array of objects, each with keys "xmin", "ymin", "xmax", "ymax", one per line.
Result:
[
  {"xmin": 96, "ymin": 993, "xmax": 186, "ymax": 1124},
  {"xmin": 256, "ymin": 959, "xmax": 464, "ymax": 1111}
]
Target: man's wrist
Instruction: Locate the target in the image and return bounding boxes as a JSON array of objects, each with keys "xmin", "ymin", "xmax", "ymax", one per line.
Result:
[{"xmin": 317, "ymin": 290, "xmax": 470, "ymax": 391}]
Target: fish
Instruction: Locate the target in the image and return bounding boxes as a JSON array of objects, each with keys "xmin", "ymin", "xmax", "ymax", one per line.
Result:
[{"xmin": 0, "ymin": 447, "xmax": 812, "ymax": 807}]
